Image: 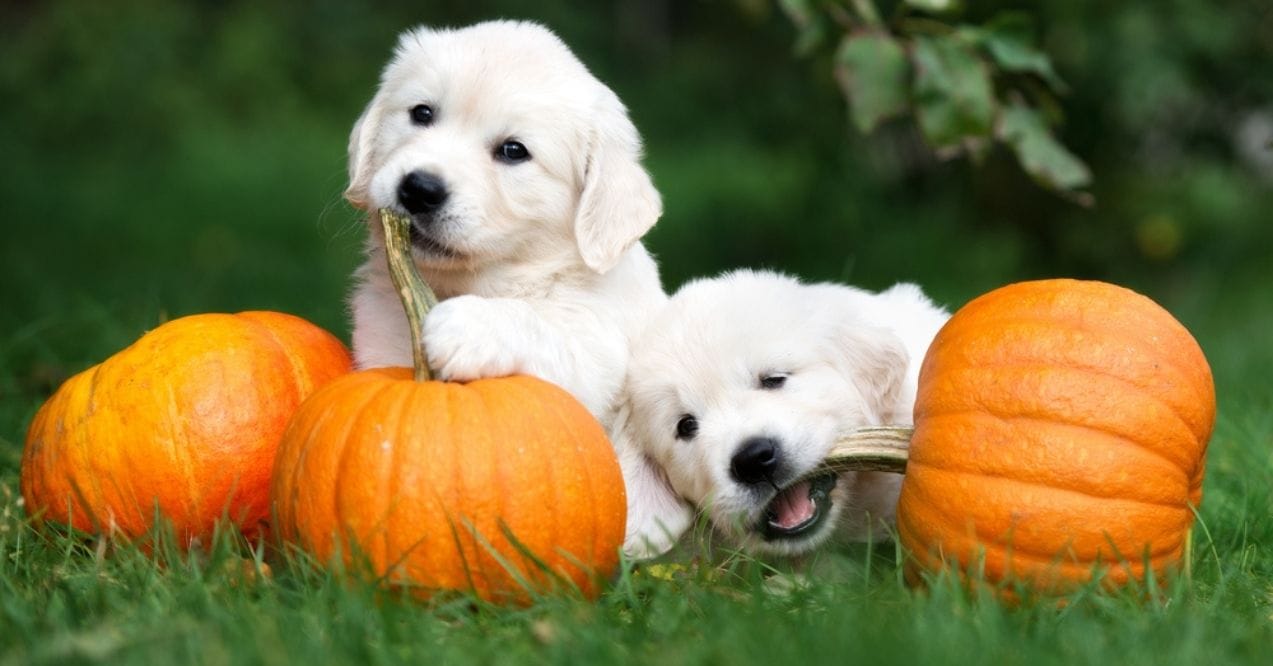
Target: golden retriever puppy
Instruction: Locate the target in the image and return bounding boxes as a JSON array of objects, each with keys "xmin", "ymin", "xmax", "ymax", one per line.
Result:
[
  {"xmin": 619, "ymin": 270, "xmax": 949, "ymax": 559},
  {"xmin": 345, "ymin": 21, "xmax": 665, "ymax": 426}
]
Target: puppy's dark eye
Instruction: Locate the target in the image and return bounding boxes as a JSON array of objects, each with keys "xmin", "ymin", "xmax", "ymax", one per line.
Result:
[
  {"xmin": 495, "ymin": 140, "xmax": 531, "ymax": 163},
  {"xmin": 759, "ymin": 373, "xmax": 788, "ymax": 390},
  {"xmin": 675, "ymin": 414, "xmax": 698, "ymax": 441},
  {"xmin": 409, "ymin": 104, "xmax": 434, "ymax": 126}
]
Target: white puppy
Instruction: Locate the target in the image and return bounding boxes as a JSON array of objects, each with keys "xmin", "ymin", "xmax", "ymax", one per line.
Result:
[
  {"xmin": 620, "ymin": 270, "xmax": 949, "ymax": 559},
  {"xmin": 346, "ymin": 21, "xmax": 665, "ymax": 426}
]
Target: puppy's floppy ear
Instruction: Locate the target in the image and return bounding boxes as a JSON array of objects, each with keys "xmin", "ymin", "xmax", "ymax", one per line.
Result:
[
  {"xmin": 574, "ymin": 93, "xmax": 662, "ymax": 274},
  {"xmin": 611, "ymin": 406, "xmax": 693, "ymax": 560},
  {"xmin": 343, "ymin": 93, "xmax": 385, "ymax": 210},
  {"xmin": 827, "ymin": 318, "xmax": 911, "ymax": 425}
]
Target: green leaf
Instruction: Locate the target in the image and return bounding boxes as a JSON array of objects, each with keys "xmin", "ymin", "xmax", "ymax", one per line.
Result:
[
  {"xmin": 998, "ymin": 102, "xmax": 1093, "ymax": 199},
  {"xmin": 911, "ymin": 35, "xmax": 996, "ymax": 150},
  {"xmin": 903, "ymin": 0, "xmax": 960, "ymax": 13},
  {"xmin": 778, "ymin": 0, "xmax": 827, "ymax": 55},
  {"xmin": 834, "ymin": 32, "xmax": 910, "ymax": 133},
  {"xmin": 777, "ymin": 0, "xmax": 815, "ymax": 24},
  {"xmin": 794, "ymin": 20, "xmax": 829, "ymax": 56},
  {"xmin": 846, "ymin": 0, "xmax": 883, "ymax": 26},
  {"xmin": 972, "ymin": 13, "xmax": 1067, "ymax": 92}
]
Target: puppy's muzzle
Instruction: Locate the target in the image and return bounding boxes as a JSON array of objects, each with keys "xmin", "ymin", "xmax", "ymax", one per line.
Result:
[
  {"xmin": 397, "ymin": 170, "xmax": 449, "ymax": 217},
  {"xmin": 730, "ymin": 436, "xmax": 781, "ymax": 485}
]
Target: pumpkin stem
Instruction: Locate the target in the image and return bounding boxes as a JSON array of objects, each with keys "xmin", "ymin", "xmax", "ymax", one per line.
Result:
[
  {"xmin": 814, "ymin": 426, "xmax": 912, "ymax": 476},
  {"xmin": 379, "ymin": 208, "xmax": 440, "ymax": 382}
]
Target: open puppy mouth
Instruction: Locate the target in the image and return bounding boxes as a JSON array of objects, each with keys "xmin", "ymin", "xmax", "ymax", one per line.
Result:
[{"xmin": 759, "ymin": 472, "xmax": 837, "ymax": 541}]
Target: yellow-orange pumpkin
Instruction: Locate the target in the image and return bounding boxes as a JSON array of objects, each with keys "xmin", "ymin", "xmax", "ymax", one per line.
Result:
[
  {"xmin": 271, "ymin": 368, "xmax": 626, "ymax": 603},
  {"xmin": 21, "ymin": 311, "xmax": 351, "ymax": 545},
  {"xmin": 269, "ymin": 209, "xmax": 626, "ymax": 604},
  {"xmin": 896, "ymin": 279, "xmax": 1214, "ymax": 594}
]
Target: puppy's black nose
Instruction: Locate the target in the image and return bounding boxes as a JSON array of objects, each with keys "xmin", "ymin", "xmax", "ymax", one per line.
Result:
[
  {"xmin": 730, "ymin": 437, "xmax": 781, "ymax": 485},
  {"xmin": 397, "ymin": 171, "xmax": 449, "ymax": 215}
]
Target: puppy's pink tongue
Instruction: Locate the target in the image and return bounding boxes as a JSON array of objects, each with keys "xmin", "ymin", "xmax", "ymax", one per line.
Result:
[{"xmin": 770, "ymin": 481, "xmax": 815, "ymax": 529}]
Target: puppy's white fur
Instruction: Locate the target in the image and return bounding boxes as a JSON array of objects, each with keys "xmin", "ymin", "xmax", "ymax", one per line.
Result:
[
  {"xmin": 346, "ymin": 21, "xmax": 665, "ymax": 425},
  {"xmin": 620, "ymin": 270, "xmax": 949, "ymax": 559}
]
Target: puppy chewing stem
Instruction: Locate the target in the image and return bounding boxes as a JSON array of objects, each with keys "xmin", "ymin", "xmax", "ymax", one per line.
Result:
[
  {"xmin": 814, "ymin": 426, "xmax": 912, "ymax": 477},
  {"xmin": 379, "ymin": 208, "xmax": 441, "ymax": 382}
]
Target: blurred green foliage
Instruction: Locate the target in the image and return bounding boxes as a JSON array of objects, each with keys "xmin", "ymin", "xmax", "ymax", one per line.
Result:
[
  {"xmin": 1, "ymin": 0, "xmax": 1271, "ymax": 406},
  {"xmin": 782, "ymin": 0, "xmax": 1093, "ymax": 201}
]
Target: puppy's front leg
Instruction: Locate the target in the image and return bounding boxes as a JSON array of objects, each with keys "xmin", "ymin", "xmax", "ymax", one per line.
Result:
[
  {"xmin": 423, "ymin": 295, "xmax": 550, "ymax": 381},
  {"xmin": 423, "ymin": 295, "xmax": 620, "ymax": 417}
]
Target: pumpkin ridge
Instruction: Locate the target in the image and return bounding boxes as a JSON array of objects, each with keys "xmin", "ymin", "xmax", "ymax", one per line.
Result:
[
  {"xmin": 511, "ymin": 379, "xmax": 552, "ymax": 593},
  {"xmin": 160, "ymin": 374, "xmax": 204, "ymax": 536},
  {"xmin": 75, "ymin": 364, "xmax": 114, "ymax": 530},
  {"xmin": 560, "ymin": 388, "xmax": 606, "ymax": 579},
  {"xmin": 431, "ymin": 383, "xmax": 469, "ymax": 592},
  {"xmin": 905, "ymin": 456, "xmax": 1188, "ymax": 512},
  {"xmin": 536, "ymin": 378, "xmax": 602, "ymax": 587},
  {"xmin": 466, "ymin": 381, "xmax": 508, "ymax": 593},
  {"xmin": 498, "ymin": 380, "xmax": 547, "ymax": 593},
  {"xmin": 81, "ymin": 373, "xmax": 140, "ymax": 536},
  {"xmin": 278, "ymin": 382, "xmax": 347, "ymax": 545},
  {"xmin": 452, "ymin": 381, "xmax": 501, "ymax": 595},
  {"xmin": 333, "ymin": 379, "xmax": 402, "ymax": 560},
  {"xmin": 81, "ymin": 350, "xmax": 139, "ymax": 534},
  {"xmin": 387, "ymin": 381, "xmax": 450, "ymax": 586},
  {"xmin": 52, "ymin": 368, "xmax": 96, "ymax": 532},
  {"xmin": 931, "ymin": 314, "xmax": 1208, "ymax": 411},
  {"xmin": 899, "ymin": 503, "xmax": 1185, "ymax": 584},
  {"xmin": 81, "ymin": 362, "xmax": 104, "ymax": 424},
  {"xmin": 533, "ymin": 382, "xmax": 566, "ymax": 585},
  {"xmin": 234, "ymin": 313, "xmax": 311, "ymax": 400},
  {"xmin": 440, "ymin": 379, "xmax": 493, "ymax": 593},
  {"xmin": 929, "ymin": 305, "xmax": 1214, "ymax": 442},
  {"xmin": 927, "ymin": 358, "xmax": 1204, "ymax": 444},
  {"xmin": 925, "ymin": 531, "xmax": 1185, "ymax": 583},
  {"xmin": 904, "ymin": 461, "xmax": 1192, "ymax": 563},
  {"xmin": 277, "ymin": 379, "xmax": 328, "ymax": 547},
  {"xmin": 74, "ymin": 370, "xmax": 109, "ymax": 532},
  {"xmin": 374, "ymin": 380, "xmax": 418, "ymax": 576},
  {"xmin": 901, "ymin": 463, "xmax": 1189, "ymax": 564},
  {"xmin": 911, "ymin": 411, "xmax": 1190, "ymax": 498},
  {"xmin": 920, "ymin": 367, "xmax": 1202, "ymax": 470},
  {"xmin": 383, "ymin": 383, "xmax": 423, "ymax": 588}
]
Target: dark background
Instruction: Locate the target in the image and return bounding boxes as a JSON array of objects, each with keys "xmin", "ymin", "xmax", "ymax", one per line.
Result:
[{"xmin": 2, "ymin": 0, "xmax": 1270, "ymax": 456}]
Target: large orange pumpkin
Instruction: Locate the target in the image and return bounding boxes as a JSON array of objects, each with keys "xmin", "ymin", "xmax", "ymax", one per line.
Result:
[
  {"xmin": 270, "ymin": 210, "xmax": 626, "ymax": 603},
  {"xmin": 271, "ymin": 369, "xmax": 626, "ymax": 602},
  {"xmin": 21, "ymin": 311, "xmax": 351, "ymax": 545},
  {"xmin": 895, "ymin": 279, "xmax": 1214, "ymax": 594}
]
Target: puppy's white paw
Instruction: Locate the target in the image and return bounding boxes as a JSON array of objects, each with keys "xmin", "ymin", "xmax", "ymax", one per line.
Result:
[{"xmin": 423, "ymin": 295, "xmax": 527, "ymax": 381}]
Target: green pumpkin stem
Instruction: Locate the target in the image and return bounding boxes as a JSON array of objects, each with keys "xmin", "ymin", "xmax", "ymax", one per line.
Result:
[
  {"xmin": 379, "ymin": 208, "xmax": 440, "ymax": 382},
  {"xmin": 810, "ymin": 426, "xmax": 912, "ymax": 479}
]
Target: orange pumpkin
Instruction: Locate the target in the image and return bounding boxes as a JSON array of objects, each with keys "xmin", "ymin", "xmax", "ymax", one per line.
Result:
[
  {"xmin": 270, "ymin": 210, "xmax": 626, "ymax": 603},
  {"xmin": 21, "ymin": 311, "xmax": 351, "ymax": 545},
  {"xmin": 895, "ymin": 279, "xmax": 1214, "ymax": 594},
  {"xmin": 271, "ymin": 369, "xmax": 625, "ymax": 602}
]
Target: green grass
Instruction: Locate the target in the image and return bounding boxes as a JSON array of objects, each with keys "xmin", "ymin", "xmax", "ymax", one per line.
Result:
[{"xmin": 1, "ymin": 437, "xmax": 1271, "ymax": 666}]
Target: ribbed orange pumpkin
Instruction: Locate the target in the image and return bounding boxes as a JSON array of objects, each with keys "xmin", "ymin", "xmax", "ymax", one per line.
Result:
[
  {"xmin": 269, "ymin": 209, "xmax": 626, "ymax": 604},
  {"xmin": 271, "ymin": 368, "xmax": 626, "ymax": 603},
  {"xmin": 21, "ymin": 311, "xmax": 351, "ymax": 545},
  {"xmin": 896, "ymin": 279, "xmax": 1214, "ymax": 594}
]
